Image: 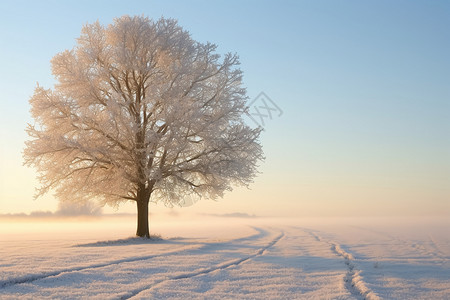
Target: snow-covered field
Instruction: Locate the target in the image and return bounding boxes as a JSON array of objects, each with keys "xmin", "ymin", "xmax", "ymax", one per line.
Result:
[{"xmin": 0, "ymin": 215, "xmax": 449, "ymax": 299}]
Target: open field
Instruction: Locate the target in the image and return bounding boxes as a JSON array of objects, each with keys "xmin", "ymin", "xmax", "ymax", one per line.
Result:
[{"xmin": 1, "ymin": 216, "xmax": 449, "ymax": 299}]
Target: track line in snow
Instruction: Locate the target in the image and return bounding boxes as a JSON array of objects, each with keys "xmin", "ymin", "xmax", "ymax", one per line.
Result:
[
  {"xmin": 302, "ymin": 228, "xmax": 380, "ymax": 300},
  {"xmin": 330, "ymin": 243, "xmax": 380, "ymax": 300},
  {"xmin": 0, "ymin": 227, "xmax": 269, "ymax": 290},
  {"xmin": 350, "ymin": 225, "xmax": 449, "ymax": 262},
  {"xmin": 0, "ymin": 245, "xmax": 198, "ymax": 290},
  {"xmin": 118, "ymin": 232, "xmax": 285, "ymax": 300},
  {"xmin": 428, "ymin": 235, "xmax": 446, "ymax": 257},
  {"xmin": 427, "ymin": 235, "xmax": 450, "ymax": 262}
]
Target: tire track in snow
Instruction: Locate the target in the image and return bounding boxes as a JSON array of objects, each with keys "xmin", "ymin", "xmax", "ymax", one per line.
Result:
[
  {"xmin": 350, "ymin": 225, "xmax": 449, "ymax": 262},
  {"xmin": 118, "ymin": 231, "xmax": 285, "ymax": 300},
  {"xmin": 302, "ymin": 229, "xmax": 380, "ymax": 300},
  {"xmin": 0, "ymin": 246, "xmax": 199, "ymax": 290},
  {"xmin": 0, "ymin": 227, "xmax": 269, "ymax": 290},
  {"xmin": 330, "ymin": 243, "xmax": 380, "ymax": 300},
  {"xmin": 428, "ymin": 235, "xmax": 450, "ymax": 260}
]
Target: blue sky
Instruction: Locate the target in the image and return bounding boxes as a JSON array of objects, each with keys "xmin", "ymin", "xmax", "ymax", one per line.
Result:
[{"xmin": 0, "ymin": 1, "xmax": 449, "ymax": 217}]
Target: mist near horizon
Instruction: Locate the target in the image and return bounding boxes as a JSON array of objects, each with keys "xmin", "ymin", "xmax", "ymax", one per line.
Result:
[
  {"xmin": 1, "ymin": 215, "xmax": 449, "ymax": 299},
  {"xmin": 0, "ymin": 1, "xmax": 449, "ymax": 299}
]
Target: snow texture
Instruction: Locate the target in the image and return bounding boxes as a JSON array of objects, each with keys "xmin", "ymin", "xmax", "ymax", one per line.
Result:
[{"xmin": 0, "ymin": 217, "xmax": 449, "ymax": 299}]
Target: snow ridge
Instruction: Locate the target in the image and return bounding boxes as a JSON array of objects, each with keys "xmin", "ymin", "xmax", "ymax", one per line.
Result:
[
  {"xmin": 0, "ymin": 227, "xmax": 273, "ymax": 290},
  {"xmin": 305, "ymin": 229, "xmax": 380, "ymax": 300},
  {"xmin": 117, "ymin": 231, "xmax": 285, "ymax": 300},
  {"xmin": 351, "ymin": 225, "xmax": 450, "ymax": 264},
  {"xmin": 330, "ymin": 243, "xmax": 380, "ymax": 300},
  {"xmin": 0, "ymin": 246, "xmax": 196, "ymax": 289}
]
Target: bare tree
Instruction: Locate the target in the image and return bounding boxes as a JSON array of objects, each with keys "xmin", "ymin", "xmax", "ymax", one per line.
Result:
[{"xmin": 24, "ymin": 16, "xmax": 263, "ymax": 237}]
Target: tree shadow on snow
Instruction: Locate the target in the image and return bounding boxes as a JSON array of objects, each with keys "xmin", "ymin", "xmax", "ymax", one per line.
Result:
[
  {"xmin": 74, "ymin": 235, "xmax": 165, "ymax": 247},
  {"xmin": 73, "ymin": 226, "xmax": 270, "ymax": 248}
]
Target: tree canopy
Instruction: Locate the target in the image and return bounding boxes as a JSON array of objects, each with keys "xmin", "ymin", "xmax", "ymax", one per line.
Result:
[{"xmin": 24, "ymin": 15, "xmax": 263, "ymax": 237}]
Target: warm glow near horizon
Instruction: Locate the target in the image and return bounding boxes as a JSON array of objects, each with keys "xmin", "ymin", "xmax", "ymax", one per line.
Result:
[{"xmin": 1, "ymin": 1, "xmax": 449, "ymax": 219}]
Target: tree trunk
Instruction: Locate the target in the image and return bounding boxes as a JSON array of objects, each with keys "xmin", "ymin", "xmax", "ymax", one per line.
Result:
[{"xmin": 136, "ymin": 197, "xmax": 150, "ymax": 238}]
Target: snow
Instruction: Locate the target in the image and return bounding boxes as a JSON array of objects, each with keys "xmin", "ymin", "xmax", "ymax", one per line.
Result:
[{"xmin": 0, "ymin": 216, "xmax": 449, "ymax": 299}]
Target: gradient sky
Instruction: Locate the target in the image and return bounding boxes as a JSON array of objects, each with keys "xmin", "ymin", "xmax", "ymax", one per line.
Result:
[{"xmin": 0, "ymin": 0, "xmax": 449, "ymax": 217}]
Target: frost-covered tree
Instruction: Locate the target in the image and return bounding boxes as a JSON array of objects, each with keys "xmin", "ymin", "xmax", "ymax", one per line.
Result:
[{"xmin": 24, "ymin": 16, "xmax": 263, "ymax": 237}]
